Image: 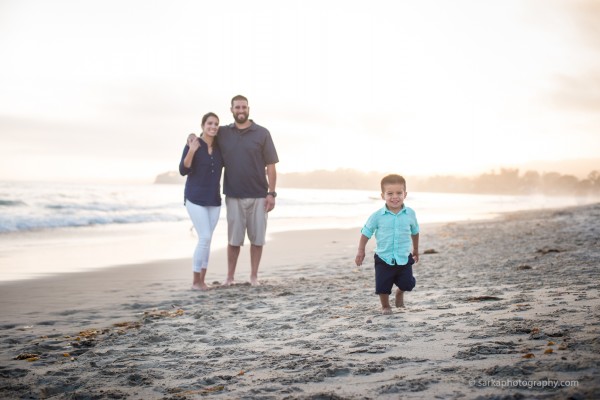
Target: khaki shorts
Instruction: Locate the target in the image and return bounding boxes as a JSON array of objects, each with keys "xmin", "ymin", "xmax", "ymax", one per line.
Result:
[{"xmin": 225, "ymin": 197, "xmax": 268, "ymax": 246}]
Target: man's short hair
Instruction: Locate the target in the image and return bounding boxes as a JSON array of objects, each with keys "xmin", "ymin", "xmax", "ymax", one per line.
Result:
[{"xmin": 231, "ymin": 94, "xmax": 248, "ymax": 106}]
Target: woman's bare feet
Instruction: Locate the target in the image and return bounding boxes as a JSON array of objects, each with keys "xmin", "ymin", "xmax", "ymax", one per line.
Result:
[
  {"xmin": 395, "ymin": 289, "xmax": 405, "ymax": 308},
  {"xmin": 191, "ymin": 283, "xmax": 210, "ymax": 291},
  {"xmin": 192, "ymin": 271, "xmax": 210, "ymax": 290}
]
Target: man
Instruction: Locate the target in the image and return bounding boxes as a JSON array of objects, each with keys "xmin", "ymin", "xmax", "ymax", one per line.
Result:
[{"xmin": 190, "ymin": 95, "xmax": 279, "ymax": 285}]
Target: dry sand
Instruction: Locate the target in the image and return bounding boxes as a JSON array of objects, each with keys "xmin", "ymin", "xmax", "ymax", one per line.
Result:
[{"xmin": 1, "ymin": 203, "xmax": 599, "ymax": 399}]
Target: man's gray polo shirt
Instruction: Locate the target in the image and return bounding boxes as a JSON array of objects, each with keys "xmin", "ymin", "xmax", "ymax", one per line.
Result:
[{"xmin": 217, "ymin": 121, "xmax": 279, "ymax": 198}]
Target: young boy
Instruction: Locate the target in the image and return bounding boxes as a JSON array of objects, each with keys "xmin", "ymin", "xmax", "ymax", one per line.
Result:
[{"xmin": 355, "ymin": 174, "xmax": 420, "ymax": 315}]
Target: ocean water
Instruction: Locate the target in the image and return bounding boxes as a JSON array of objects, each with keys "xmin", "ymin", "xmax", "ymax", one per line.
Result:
[{"xmin": 0, "ymin": 181, "xmax": 596, "ymax": 282}]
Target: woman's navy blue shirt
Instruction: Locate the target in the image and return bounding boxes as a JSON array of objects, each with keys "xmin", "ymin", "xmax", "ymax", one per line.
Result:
[{"xmin": 179, "ymin": 140, "xmax": 223, "ymax": 206}]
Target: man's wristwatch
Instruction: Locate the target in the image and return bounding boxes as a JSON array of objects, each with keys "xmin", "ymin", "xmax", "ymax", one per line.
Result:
[{"xmin": 267, "ymin": 191, "xmax": 277, "ymax": 198}]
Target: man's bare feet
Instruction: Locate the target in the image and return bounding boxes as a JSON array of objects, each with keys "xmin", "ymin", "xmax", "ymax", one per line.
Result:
[
  {"xmin": 250, "ymin": 277, "xmax": 260, "ymax": 286},
  {"xmin": 191, "ymin": 283, "xmax": 209, "ymax": 291},
  {"xmin": 223, "ymin": 279, "xmax": 235, "ymax": 286},
  {"xmin": 395, "ymin": 289, "xmax": 405, "ymax": 308},
  {"xmin": 381, "ymin": 307, "xmax": 393, "ymax": 315}
]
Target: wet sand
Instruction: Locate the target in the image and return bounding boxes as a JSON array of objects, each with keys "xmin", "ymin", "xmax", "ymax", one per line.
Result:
[{"xmin": 1, "ymin": 203, "xmax": 599, "ymax": 399}]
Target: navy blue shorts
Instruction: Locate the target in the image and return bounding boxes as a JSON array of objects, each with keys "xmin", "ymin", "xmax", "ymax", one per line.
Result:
[{"xmin": 374, "ymin": 253, "xmax": 416, "ymax": 295}]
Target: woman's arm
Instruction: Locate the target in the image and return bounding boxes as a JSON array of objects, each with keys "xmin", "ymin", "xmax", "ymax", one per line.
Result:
[
  {"xmin": 179, "ymin": 136, "xmax": 201, "ymax": 175},
  {"xmin": 183, "ymin": 136, "xmax": 201, "ymax": 168}
]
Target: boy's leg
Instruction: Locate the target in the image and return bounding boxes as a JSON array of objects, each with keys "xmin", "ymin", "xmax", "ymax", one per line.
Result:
[
  {"xmin": 395, "ymin": 289, "xmax": 405, "ymax": 308},
  {"xmin": 375, "ymin": 254, "xmax": 395, "ymax": 315},
  {"xmin": 379, "ymin": 294, "xmax": 392, "ymax": 315},
  {"xmin": 394, "ymin": 255, "xmax": 416, "ymax": 308}
]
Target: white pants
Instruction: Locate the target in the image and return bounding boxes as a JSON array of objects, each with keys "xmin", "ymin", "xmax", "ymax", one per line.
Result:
[{"xmin": 185, "ymin": 201, "xmax": 221, "ymax": 272}]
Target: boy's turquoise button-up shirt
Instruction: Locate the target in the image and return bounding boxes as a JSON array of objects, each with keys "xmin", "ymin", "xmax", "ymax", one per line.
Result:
[{"xmin": 360, "ymin": 205, "xmax": 419, "ymax": 266}]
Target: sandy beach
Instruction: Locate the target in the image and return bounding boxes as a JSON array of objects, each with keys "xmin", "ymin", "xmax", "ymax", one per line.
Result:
[{"xmin": 1, "ymin": 203, "xmax": 599, "ymax": 399}]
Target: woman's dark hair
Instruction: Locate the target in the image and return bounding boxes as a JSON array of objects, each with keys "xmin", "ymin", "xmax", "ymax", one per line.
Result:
[{"xmin": 201, "ymin": 112, "xmax": 219, "ymax": 126}]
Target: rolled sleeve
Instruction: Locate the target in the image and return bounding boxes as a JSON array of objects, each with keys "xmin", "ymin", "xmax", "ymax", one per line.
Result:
[
  {"xmin": 409, "ymin": 209, "xmax": 420, "ymax": 235},
  {"xmin": 179, "ymin": 146, "xmax": 191, "ymax": 176},
  {"xmin": 361, "ymin": 212, "xmax": 379, "ymax": 239},
  {"xmin": 411, "ymin": 222, "xmax": 420, "ymax": 235},
  {"xmin": 360, "ymin": 226, "xmax": 374, "ymax": 238}
]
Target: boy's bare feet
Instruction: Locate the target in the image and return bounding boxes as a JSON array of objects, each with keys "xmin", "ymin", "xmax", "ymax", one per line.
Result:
[
  {"xmin": 379, "ymin": 294, "xmax": 393, "ymax": 314},
  {"xmin": 395, "ymin": 289, "xmax": 405, "ymax": 308},
  {"xmin": 381, "ymin": 307, "xmax": 393, "ymax": 315}
]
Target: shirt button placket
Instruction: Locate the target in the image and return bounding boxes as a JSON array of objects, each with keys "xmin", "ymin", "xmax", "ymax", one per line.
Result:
[{"xmin": 394, "ymin": 214, "xmax": 399, "ymax": 264}]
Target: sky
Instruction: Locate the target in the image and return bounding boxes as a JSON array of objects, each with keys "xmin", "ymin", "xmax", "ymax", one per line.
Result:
[{"xmin": 0, "ymin": 0, "xmax": 599, "ymax": 182}]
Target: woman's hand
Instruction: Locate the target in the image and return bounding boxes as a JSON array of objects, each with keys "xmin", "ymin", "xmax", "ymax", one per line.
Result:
[{"xmin": 187, "ymin": 134, "xmax": 201, "ymax": 151}]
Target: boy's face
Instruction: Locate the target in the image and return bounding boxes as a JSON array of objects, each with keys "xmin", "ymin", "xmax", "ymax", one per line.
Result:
[{"xmin": 381, "ymin": 183, "xmax": 406, "ymax": 213}]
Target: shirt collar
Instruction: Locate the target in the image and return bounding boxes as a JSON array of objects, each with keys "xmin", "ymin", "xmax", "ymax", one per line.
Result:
[
  {"xmin": 229, "ymin": 120, "xmax": 255, "ymax": 133},
  {"xmin": 380, "ymin": 205, "xmax": 407, "ymax": 215}
]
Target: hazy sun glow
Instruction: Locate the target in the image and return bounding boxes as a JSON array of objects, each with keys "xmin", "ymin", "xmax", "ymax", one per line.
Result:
[{"xmin": 1, "ymin": 0, "xmax": 599, "ymax": 182}]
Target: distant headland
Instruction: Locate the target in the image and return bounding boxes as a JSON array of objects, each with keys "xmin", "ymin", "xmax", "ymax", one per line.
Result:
[{"xmin": 154, "ymin": 171, "xmax": 184, "ymax": 185}]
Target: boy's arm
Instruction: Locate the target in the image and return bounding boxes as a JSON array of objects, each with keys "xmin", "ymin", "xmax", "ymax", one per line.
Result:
[
  {"xmin": 411, "ymin": 233, "xmax": 419, "ymax": 263},
  {"xmin": 355, "ymin": 234, "xmax": 370, "ymax": 266}
]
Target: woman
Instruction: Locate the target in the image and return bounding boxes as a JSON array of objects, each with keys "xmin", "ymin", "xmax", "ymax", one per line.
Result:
[{"xmin": 179, "ymin": 112, "xmax": 223, "ymax": 290}]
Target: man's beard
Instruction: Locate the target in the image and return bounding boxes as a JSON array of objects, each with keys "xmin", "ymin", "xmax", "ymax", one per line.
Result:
[{"xmin": 234, "ymin": 113, "xmax": 249, "ymax": 124}]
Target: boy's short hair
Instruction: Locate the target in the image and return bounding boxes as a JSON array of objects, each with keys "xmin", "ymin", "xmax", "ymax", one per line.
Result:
[{"xmin": 381, "ymin": 174, "xmax": 406, "ymax": 192}]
